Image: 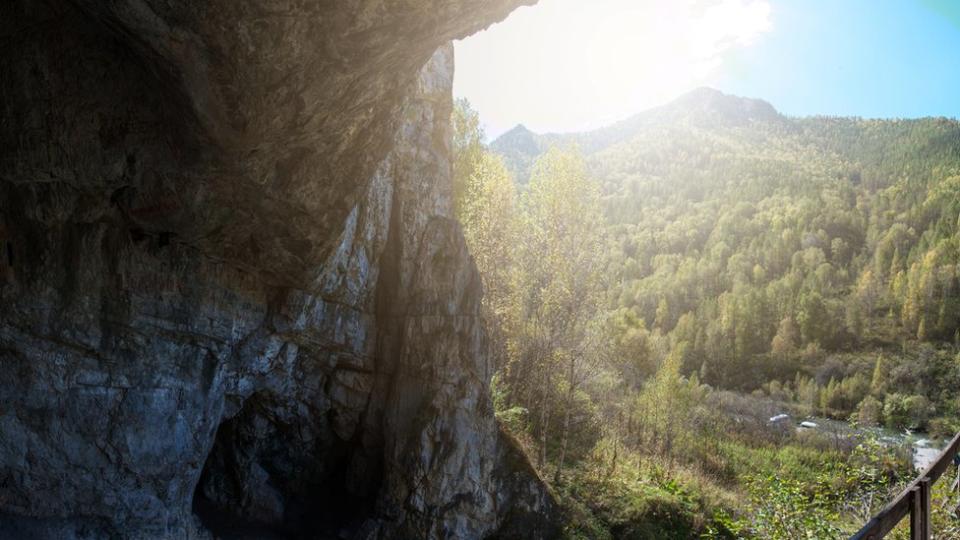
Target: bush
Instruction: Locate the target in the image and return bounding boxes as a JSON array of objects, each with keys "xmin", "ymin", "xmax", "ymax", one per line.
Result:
[
  {"xmin": 883, "ymin": 393, "xmax": 934, "ymax": 430},
  {"xmin": 738, "ymin": 475, "xmax": 844, "ymax": 539},
  {"xmin": 856, "ymin": 396, "xmax": 883, "ymax": 426}
]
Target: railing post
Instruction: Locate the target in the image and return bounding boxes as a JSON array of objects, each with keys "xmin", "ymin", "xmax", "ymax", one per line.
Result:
[
  {"xmin": 910, "ymin": 486, "xmax": 922, "ymax": 540},
  {"xmin": 919, "ymin": 477, "xmax": 931, "ymax": 539}
]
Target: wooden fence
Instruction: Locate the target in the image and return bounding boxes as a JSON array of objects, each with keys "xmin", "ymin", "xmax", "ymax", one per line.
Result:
[{"xmin": 850, "ymin": 431, "xmax": 960, "ymax": 540}]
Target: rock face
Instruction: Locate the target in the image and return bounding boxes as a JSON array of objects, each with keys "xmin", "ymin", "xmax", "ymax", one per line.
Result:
[{"xmin": 0, "ymin": 1, "xmax": 555, "ymax": 538}]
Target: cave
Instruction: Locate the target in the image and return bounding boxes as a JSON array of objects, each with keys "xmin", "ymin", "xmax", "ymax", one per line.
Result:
[
  {"xmin": 191, "ymin": 391, "xmax": 375, "ymax": 538},
  {"xmin": 0, "ymin": 0, "xmax": 555, "ymax": 538}
]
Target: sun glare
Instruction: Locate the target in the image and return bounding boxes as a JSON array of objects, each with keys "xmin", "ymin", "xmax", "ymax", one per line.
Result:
[{"xmin": 454, "ymin": 0, "xmax": 772, "ymax": 137}]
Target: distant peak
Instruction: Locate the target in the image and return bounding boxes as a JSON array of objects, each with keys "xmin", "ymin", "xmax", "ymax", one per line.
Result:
[
  {"xmin": 663, "ymin": 87, "xmax": 780, "ymax": 125},
  {"xmin": 491, "ymin": 123, "xmax": 540, "ymax": 150},
  {"xmin": 504, "ymin": 123, "xmax": 533, "ymax": 135}
]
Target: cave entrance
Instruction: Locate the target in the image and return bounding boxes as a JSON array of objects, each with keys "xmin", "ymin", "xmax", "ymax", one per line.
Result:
[{"xmin": 191, "ymin": 393, "xmax": 377, "ymax": 539}]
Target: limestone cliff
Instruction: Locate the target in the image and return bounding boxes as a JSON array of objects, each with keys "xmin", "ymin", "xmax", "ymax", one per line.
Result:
[{"xmin": 0, "ymin": 1, "xmax": 555, "ymax": 538}]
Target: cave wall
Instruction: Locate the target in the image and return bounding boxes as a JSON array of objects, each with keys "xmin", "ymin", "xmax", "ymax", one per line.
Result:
[{"xmin": 0, "ymin": 1, "xmax": 555, "ymax": 538}]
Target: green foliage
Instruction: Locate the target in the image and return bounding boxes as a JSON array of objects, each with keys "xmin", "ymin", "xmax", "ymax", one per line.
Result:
[
  {"xmin": 836, "ymin": 436, "xmax": 908, "ymax": 522},
  {"xmin": 458, "ymin": 95, "xmax": 960, "ymax": 538},
  {"xmin": 714, "ymin": 435, "xmax": 910, "ymax": 539},
  {"xmin": 739, "ymin": 475, "xmax": 844, "ymax": 539},
  {"xmin": 856, "ymin": 395, "xmax": 883, "ymax": 426},
  {"xmin": 491, "ymin": 373, "xmax": 529, "ymax": 435},
  {"xmin": 451, "ymin": 98, "xmax": 486, "ymax": 218},
  {"xmin": 492, "ymin": 104, "xmax": 960, "ymax": 397},
  {"xmin": 607, "ymin": 308, "xmax": 656, "ymax": 388},
  {"xmin": 454, "ymin": 105, "xmax": 608, "ymax": 476},
  {"xmin": 459, "ymin": 150, "xmax": 518, "ymax": 326},
  {"xmin": 882, "ymin": 393, "xmax": 934, "ymax": 430},
  {"xmin": 557, "ymin": 439, "xmax": 739, "ymax": 540},
  {"xmin": 632, "ymin": 345, "xmax": 717, "ymax": 461}
]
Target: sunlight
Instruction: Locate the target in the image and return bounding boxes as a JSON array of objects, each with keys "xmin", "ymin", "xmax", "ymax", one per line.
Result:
[
  {"xmin": 452, "ymin": 2, "xmax": 960, "ymax": 534},
  {"xmin": 6, "ymin": 1, "xmax": 960, "ymax": 538},
  {"xmin": 454, "ymin": 0, "xmax": 772, "ymax": 137}
]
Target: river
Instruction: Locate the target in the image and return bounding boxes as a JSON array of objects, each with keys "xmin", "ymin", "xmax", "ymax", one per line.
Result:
[{"xmin": 797, "ymin": 416, "xmax": 944, "ymax": 471}]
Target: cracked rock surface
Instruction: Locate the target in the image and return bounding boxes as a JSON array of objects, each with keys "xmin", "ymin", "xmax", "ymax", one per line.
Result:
[{"xmin": 0, "ymin": 1, "xmax": 556, "ymax": 538}]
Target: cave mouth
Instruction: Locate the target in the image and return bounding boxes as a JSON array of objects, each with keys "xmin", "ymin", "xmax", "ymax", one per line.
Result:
[{"xmin": 191, "ymin": 393, "xmax": 378, "ymax": 539}]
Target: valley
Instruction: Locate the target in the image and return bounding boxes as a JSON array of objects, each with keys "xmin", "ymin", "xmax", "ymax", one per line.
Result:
[{"xmin": 453, "ymin": 88, "xmax": 960, "ymax": 538}]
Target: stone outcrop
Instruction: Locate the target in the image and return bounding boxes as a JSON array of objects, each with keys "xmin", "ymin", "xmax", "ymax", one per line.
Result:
[{"xmin": 0, "ymin": 1, "xmax": 555, "ymax": 538}]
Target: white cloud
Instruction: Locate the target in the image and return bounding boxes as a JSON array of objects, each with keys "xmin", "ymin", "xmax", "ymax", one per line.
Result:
[{"xmin": 454, "ymin": 0, "xmax": 773, "ymax": 138}]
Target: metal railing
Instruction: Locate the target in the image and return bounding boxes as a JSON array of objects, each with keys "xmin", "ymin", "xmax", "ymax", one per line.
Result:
[{"xmin": 850, "ymin": 431, "xmax": 960, "ymax": 540}]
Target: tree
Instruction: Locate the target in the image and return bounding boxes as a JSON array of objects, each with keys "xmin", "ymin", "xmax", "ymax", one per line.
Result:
[
  {"xmin": 634, "ymin": 341, "xmax": 711, "ymax": 460},
  {"xmin": 820, "ymin": 377, "xmax": 840, "ymax": 416},
  {"xmin": 797, "ymin": 291, "xmax": 831, "ymax": 345},
  {"xmin": 507, "ymin": 146, "xmax": 606, "ymax": 475},
  {"xmin": 903, "ymin": 395, "xmax": 934, "ymax": 429},
  {"xmin": 854, "ymin": 269, "xmax": 880, "ymax": 316},
  {"xmin": 770, "ymin": 316, "xmax": 800, "ymax": 359},
  {"xmin": 856, "ymin": 396, "xmax": 883, "ymax": 427},
  {"xmin": 869, "ymin": 356, "xmax": 888, "ymax": 397},
  {"xmin": 459, "ymin": 152, "xmax": 519, "ymax": 369},
  {"xmin": 554, "ymin": 315, "xmax": 608, "ymax": 483},
  {"xmin": 882, "ymin": 393, "xmax": 910, "ymax": 429},
  {"xmin": 451, "ymin": 98, "xmax": 485, "ymax": 218},
  {"xmin": 654, "ymin": 297, "xmax": 671, "ymax": 331},
  {"xmin": 609, "ymin": 309, "xmax": 655, "ymax": 389}
]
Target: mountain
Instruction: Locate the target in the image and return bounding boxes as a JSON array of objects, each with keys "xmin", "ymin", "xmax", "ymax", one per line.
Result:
[
  {"xmin": 489, "ymin": 124, "xmax": 543, "ymax": 183},
  {"xmin": 491, "ymin": 87, "xmax": 785, "ymax": 182},
  {"xmin": 456, "ymin": 84, "xmax": 960, "ymax": 537},
  {"xmin": 490, "ymin": 87, "xmax": 960, "ymax": 392}
]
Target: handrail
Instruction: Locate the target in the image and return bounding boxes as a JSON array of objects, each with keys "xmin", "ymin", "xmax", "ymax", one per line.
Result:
[{"xmin": 849, "ymin": 431, "xmax": 960, "ymax": 540}]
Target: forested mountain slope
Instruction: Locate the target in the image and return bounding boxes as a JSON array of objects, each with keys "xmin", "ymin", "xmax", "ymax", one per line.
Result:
[
  {"xmin": 492, "ymin": 88, "xmax": 960, "ymax": 418},
  {"xmin": 491, "ymin": 87, "xmax": 783, "ymax": 183}
]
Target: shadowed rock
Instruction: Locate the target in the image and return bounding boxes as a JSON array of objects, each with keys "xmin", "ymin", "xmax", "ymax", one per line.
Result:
[{"xmin": 0, "ymin": 1, "xmax": 555, "ymax": 538}]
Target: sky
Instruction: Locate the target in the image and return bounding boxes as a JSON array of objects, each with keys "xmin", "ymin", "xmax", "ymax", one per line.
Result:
[{"xmin": 453, "ymin": 0, "xmax": 960, "ymax": 140}]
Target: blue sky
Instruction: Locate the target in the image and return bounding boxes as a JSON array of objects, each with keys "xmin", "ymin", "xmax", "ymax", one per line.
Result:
[
  {"xmin": 454, "ymin": 0, "xmax": 960, "ymax": 139},
  {"xmin": 715, "ymin": 0, "xmax": 960, "ymax": 119}
]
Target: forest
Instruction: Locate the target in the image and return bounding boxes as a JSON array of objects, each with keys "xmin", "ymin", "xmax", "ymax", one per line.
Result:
[{"xmin": 453, "ymin": 88, "xmax": 960, "ymax": 539}]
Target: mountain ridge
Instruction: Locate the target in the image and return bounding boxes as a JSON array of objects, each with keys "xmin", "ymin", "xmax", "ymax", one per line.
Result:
[
  {"xmin": 491, "ymin": 87, "xmax": 784, "ymax": 181},
  {"xmin": 491, "ymin": 87, "xmax": 960, "ymax": 184}
]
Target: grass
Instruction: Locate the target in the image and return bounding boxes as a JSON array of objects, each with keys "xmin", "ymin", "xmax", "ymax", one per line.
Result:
[
  {"xmin": 542, "ymin": 427, "xmax": 916, "ymax": 539},
  {"xmin": 554, "ymin": 438, "xmax": 742, "ymax": 539}
]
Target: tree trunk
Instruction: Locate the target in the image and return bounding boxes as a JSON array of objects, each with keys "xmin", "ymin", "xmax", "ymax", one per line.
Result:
[
  {"xmin": 607, "ymin": 412, "xmax": 621, "ymax": 479},
  {"xmin": 539, "ymin": 397, "xmax": 549, "ymax": 470},
  {"xmin": 607, "ymin": 439, "xmax": 618, "ymax": 480},
  {"xmin": 554, "ymin": 356, "xmax": 577, "ymax": 484},
  {"xmin": 554, "ymin": 394, "xmax": 571, "ymax": 484},
  {"xmin": 538, "ymin": 360, "xmax": 550, "ymax": 470}
]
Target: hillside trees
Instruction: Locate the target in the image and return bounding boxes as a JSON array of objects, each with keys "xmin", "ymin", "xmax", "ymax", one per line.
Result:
[
  {"xmin": 452, "ymin": 97, "xmax": 486, "ymax": 218},
  {"xmin": 451, "ymin": 93, "xmax": 960, "ymax": 535},
  {"xmin": 457, "ymin": 94, "xmax": 960, "ymax": 502},
  {"xmin": 452, "ymin": 101, "xmax": 607, "ymax": 478},
  {"xmin": 459, "ymin": 152, "xmax": 518, "ymax": 369},
  {"xmin": 508, "ymin": 146, "xmax": 607, "ymax": 474},
  {"xmin": 564, "ymin": 114, "xmax": 959, "ymax": 398}
]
